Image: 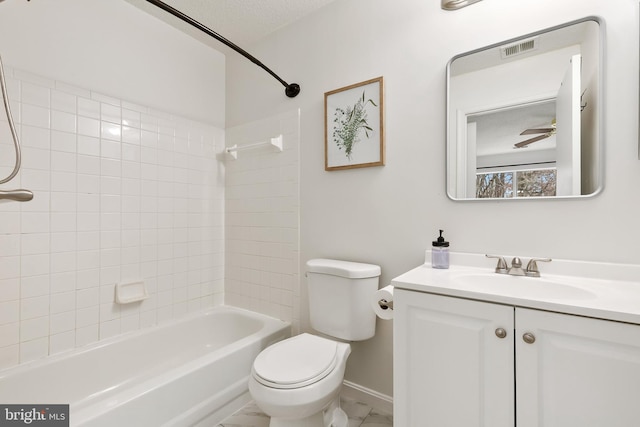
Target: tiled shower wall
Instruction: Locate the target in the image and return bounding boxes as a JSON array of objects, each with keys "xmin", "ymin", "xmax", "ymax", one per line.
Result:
[
  {"xmin": 225, "ymin": 110, "xmax": 300, "ymax": 333},
  {"xmin": 0, "ymin": 67, "xmax": 225, "ymax": 369}
]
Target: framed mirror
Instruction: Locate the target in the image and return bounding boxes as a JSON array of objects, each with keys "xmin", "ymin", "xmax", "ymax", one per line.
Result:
[{"xmin": 446, "ymin": 17, "xmax": 603, "ymax": 200}]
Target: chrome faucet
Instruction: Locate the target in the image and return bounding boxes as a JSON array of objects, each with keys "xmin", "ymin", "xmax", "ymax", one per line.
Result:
[
  {"xmin": 524, "ymin": 258, "xmax": 552, "ymax": 277},
  {"xmin": 485, "ymin": 255, "xmax": 508, "ymax": 274},
  {"xmin": 486, "ymin": 255, "xmax": 552, "ymax": 277},
  {"xmin": 508, "ymin": 257, "xmax": 525, "ymax": 276}
]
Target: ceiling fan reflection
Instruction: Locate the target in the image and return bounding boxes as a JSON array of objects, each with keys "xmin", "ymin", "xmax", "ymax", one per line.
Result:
[{"xmin": 514, "ymin": 119, "xmax": 556, "ymax": 149}]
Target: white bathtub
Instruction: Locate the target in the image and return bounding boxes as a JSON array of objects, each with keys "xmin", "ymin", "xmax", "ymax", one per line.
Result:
[{"xmin": 0, "ymin": 306, "xmax": 290, "ymax": 426}]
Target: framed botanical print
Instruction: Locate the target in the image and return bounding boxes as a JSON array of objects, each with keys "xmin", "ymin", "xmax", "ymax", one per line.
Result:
[{"xmin": 324, "ymin": 77, "xmax": 384, "ymax": 171}]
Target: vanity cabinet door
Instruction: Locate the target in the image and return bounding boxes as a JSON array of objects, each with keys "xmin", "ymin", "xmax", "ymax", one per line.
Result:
[
  {"xmin": 394, "ymin": 290, "xmax": 515, "ymax": 427},
  {"xmin": 515, "ymin": 308, "xmax": 640, "ymax": 427}
]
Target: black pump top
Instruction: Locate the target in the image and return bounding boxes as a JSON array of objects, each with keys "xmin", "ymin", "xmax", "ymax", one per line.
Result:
[{"xmin": 432, "ymin": 229, "xmax": 449, "ymax": 247}]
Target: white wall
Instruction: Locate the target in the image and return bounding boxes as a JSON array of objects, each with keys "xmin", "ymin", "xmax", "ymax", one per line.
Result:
[
  {"xmin": 0, "ymin": 0, "xmax": 226, "ymax": 369},
  {"xmin": 0, "ymin": 0, "xmax": 225, "ymax": 126},
  {"xmin": 226, "ymin": 0, "xmax": 640, "ymax": 397}
]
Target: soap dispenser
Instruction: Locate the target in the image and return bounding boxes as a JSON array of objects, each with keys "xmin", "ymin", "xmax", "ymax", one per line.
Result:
[{"xmin": 432, "ymin": 229, "xmax": 450, "ymax": 269}]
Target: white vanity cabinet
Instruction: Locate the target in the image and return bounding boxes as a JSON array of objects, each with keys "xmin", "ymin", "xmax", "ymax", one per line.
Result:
[
  {"xmin": 394, "ymin": 289, "xmax": 640, "ymax": 427},
  {"xmin": 515, "ymin": 307, "xmax": 640, "ymax": 427},
  {"xmin": 394, "ymin": 290, "xmax": 514, "ymax": 426}
]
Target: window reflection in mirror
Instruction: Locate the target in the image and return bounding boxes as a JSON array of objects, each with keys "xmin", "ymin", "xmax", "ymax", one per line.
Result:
[{"xmin": 446, "ymin": 18, "xmax": 602, "ymax": 200}]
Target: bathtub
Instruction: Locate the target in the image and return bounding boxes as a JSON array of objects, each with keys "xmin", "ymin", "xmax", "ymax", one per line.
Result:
[{"xmin": 0, "ymin": 306, "xmax": 290, "ymax": 426}]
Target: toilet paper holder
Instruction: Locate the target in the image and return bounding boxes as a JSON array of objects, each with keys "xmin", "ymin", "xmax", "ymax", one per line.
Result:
[{"xmin": 378, "ymin": 299, "xmax": 393, "ymax": 311}]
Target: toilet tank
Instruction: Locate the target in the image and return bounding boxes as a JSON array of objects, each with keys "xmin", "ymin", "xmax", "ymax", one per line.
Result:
[{"xmin": 306, "ymin": 259, "xmax": 381, "ymax": 341}]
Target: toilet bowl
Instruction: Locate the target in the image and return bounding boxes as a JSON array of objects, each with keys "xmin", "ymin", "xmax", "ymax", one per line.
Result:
[
  {"xmin": 249, "ymin": 333, "xmax": 351, "ymax": 427},
  {"xmin": 249, "ymin": 259, "xmax": 381, "ymax": 427}
]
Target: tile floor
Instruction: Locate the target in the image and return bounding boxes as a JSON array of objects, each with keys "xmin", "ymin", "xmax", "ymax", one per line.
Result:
[{"xmin": 216, "ymin": 396, "xmax": 393, "ymax": 427}]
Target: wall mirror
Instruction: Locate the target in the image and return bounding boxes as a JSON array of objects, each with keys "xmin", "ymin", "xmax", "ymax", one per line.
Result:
[{"xmin": 446, "ymin": 17, "xmax": 603, "ymax": 200}]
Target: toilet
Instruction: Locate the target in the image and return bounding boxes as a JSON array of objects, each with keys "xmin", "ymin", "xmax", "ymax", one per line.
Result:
[{"xmin": 249, "ymin": 258, "xmax": 381, "ymax": 427}]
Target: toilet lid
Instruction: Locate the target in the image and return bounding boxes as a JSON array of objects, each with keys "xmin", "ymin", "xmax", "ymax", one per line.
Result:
[{"xmin": 253, "ymin": 333, "xmax": 338, "ymax": 389}]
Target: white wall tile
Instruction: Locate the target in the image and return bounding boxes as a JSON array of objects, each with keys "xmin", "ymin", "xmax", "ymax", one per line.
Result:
[
  {"xmin": 101, "ymin": 103, "xmax": 121, "ymax": 124},
  {"xmin": 50, "ymin": 213, "xmax": 76, "ymax": 233},
  {"xmin": 76, "ymin": 175, "xmax": 100, "ymax": 195},
  {"xmin": 122, "ymin": 127, "xmax": 141, "ymax": 145},
  {"xmin": 51, "ymin": 193, "xmax": 77, "ymax": 213},
  {"xmin": 76, "ymin": 288, "xmax": 99, "ymax": 309},
  {"xmin": 0, "ymin": 213, "xmax": 20, "ymax": 235},
  {"xmin": 50, "ymin": 272, "xmax": 75, "ymax": 294},
  {"xmin": 51, "ymin": 229, "xmax": 77, "ymax": 253},
  {"xmin": 77, "ymin": 98, "xmax": 100, "ymax": 119},
  {"xmin": 77, "ymin": 135, "xmax": 100, "ymax": 157},
  {"xmin": 0, "ymin": 279, "xmax": 19, "ymax": 303},
  {"xmin": 50, "ymin": 251, "xmax": 76, "ymax": 273},
  {"xmin": 51, "ymin": 110, "xmax": 77, "ymax": 133},
  {"xmin": 21, "ymin": 253, "xmax": 50, "ymax": 278},
  {"xmin": 76, "ymin": 306, "xmax": 99, "ymax": 328},
  {"xmin": 122, "ymin": 144, "xmax": 140, "ymax": 163},
  {"xmin": 51, "ymin": 171, "xmax": 77, "ymax": 192},
  {"xmin": 92, "ymin": 93, "xmax": 120, "ymax": 107},
  {"xmin": 0, "ymin": 69, "xmax": 224, "ymax": 370},
  {"xmin": 20, "ymin": 170, "xmax": 51, "ymax": 191},
  {"xmin": 224, "ymin": 111, "xmax": 299, "ymax": 321},
  {"xmin": 50, "ymin": 291, "xmax": 75, "ymax": 314},
  {"xmin": 54, "ymin": 82, "xmax": 89, "ymax": 99},
  {"xmin": 50, "ymin": 330, "xmax": 75, "ymax": 354},
  {"xmin": 0, "ymin": 323, "xmax": 19, "ymax": 347},
  {"xmin": 100, "ymin": 158, "xmax": 120, "ymax": 177},
  {"xmin": 75, "ymin": 324, "xmax": 98, "ymax": 347},
  {"xmin": 20, "ymin": 314, "xmax": 49, "ymax": 338},
  {"xmin": 76, "ymin": 231, "xmax": 99, "ymax": 251},
  {"xmin": 19, "ymin": 338, "xmax": 48, "ymax": 363},
  {"xmin": 76, "ymin": 154, "xmax": 100, "ymax": 176},
  {"xmin": 0, "ymin": 235, "xmax": 20, "ymax": 257},
  {"xmin": 21, "ymin": 146, "xmax": 50, "ymax": 170},
  {"xmin": 51, "ymin": 90, "xmax": 76, "ymax": 114},
  {"xmin": 77, "ymin": 116, "xmax": 100, "ymax": 137},
  {"xmin": 101, "ymin": 122, "xmax": 121, "ymax": 142},
  {"xmin": 51, "ymin": 151, "xmax": 76, "ymax": 173},
  {"xmin": 21, "ymin": 104, "xmax": 50, "ymax": 129},
  {"xmin": 22, "ymin": 125, "xmax": 50, "ymax": 150},
  {"xmin": 121, "ymin": 162, "xmax": 140, "ymax": 180},
  {"xmin": 75, "ymin": 269, "xmax": 99, "ymax": 290},
  {"xmin": 50, "ymin": 311, "xmax": 75, "ymax": 335},
  {"xmin": 122, "ymin": 109, "xmax": 141, "ymax": 128},
  {"xmin": 77, "ymin": 213, "xmax": 100, "ymax": 232},
  {"xmin": 77, "ymin": 250, "xmax": 100, "ymax": 270},
  {"xmin": 20, "ymin": 275, "xmax": 49, "ymax": 299},
  {"xmin": 21, "ymin": 82, "xmax": 50, "ymax": 108},
  {"xmin": 100, "ymin": 176, "xmax": 121, "ymax": 195},
  {"xmin": 20, "ymin": 191, "xmax": 49, "ymax": 213},
  {"xmin": 0, "ymin": 301, "xmax": 19, "ymax": 325}
]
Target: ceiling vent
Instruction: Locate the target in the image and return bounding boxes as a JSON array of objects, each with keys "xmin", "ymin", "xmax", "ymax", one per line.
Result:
[{"xmin": 500, "ymin": 37, "xmax": 538, "ymax": 59}]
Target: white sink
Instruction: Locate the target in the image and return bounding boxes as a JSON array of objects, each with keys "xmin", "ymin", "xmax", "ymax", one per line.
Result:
[
  {"xmin": 451, "ymin": 272, "xmax": 597, "ymax": 300},
  {"xmin": 391, "ymin": 251, "xmax": 640, "ymax": 324}
]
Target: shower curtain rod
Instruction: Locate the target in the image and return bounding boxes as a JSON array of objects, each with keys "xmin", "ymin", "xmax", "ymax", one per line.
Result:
[{"xmin": 144, "ymin": 0, "xmax": 300, "ymax": 98}]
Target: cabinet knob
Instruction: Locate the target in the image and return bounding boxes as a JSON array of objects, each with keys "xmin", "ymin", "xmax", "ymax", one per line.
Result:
[
  {"xmin": 522, "ymin": 332, "xmax": 536, "ymax": 344},
  {"xmin": 495, "ymin": 328, "xmax": 507, "ymax": 339}
]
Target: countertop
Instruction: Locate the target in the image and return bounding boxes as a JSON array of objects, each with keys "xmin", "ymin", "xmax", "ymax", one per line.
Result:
[{"xmin": 391, "ymin": 251, "xmax": 640, "ymax": 325}]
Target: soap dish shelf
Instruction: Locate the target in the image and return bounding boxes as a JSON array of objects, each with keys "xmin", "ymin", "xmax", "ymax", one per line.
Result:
[{"xmin": 115, "ymin": 281, "xmax": 148, "ymax": 304}]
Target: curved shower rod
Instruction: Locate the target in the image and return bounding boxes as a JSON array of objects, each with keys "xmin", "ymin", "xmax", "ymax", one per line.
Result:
[{"xmin": 144, "ymin": 0, "xmax": 300, "ymax": 98}]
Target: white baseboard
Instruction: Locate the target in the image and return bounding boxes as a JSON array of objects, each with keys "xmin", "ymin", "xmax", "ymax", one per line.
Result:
[{"xmin": 341, "ymin": 380, "xmax": 393, "ymax": 416}]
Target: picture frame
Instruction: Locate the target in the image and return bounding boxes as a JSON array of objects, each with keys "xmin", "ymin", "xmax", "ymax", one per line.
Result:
[{"xmin": 324, "ymin": 77, "xmax": 384, "ymax": 171}]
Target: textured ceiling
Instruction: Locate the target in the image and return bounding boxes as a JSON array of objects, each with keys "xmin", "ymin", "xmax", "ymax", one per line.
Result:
[{"xmin": 125, "ymin": 0, "xmax": 339, "ymax": 49}]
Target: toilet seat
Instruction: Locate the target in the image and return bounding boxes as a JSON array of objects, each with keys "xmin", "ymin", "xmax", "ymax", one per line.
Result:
[{"xmin": 252, "ymin": 333, "xmax": 338, "ymax": 389}]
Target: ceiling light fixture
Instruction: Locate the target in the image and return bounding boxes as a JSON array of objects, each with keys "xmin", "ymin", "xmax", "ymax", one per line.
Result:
[{"xmin": 441, "ymin": 0, "xmax": 483, "ymax": 11}]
